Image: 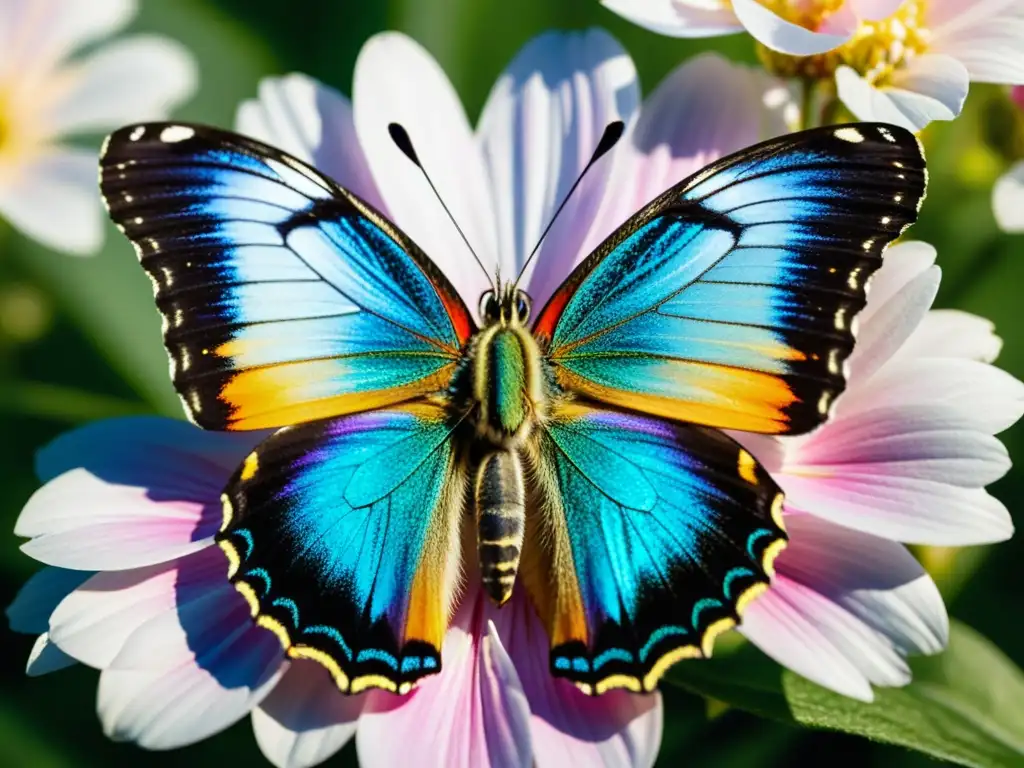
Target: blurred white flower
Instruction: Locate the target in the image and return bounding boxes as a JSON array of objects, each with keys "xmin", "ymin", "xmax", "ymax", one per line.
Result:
[
  {"xmin": 0, "ymin": 0, "xmax": 196, "ymax": 254},
  {"xmin": 602, "ymin": 0, "xmax": 1024, "ymax": 131},
  {"xmin": 993, "ymin": 86, "xmax": 1024, "ymax": 234}
]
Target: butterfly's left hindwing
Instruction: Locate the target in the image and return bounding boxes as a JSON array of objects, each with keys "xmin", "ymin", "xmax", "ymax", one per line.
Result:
[
  {"xmin": 100, "ymin": 123, "xmax": 474, "ymax": 431},
  {"xmin": 534, "ymin": 123, "xmax": 927, "ymax": 436},
  {"xmin": 216, "ymin": 403, "xmax": 465, "ymax": 693},
  {"xmin": 522, "ymin": 402, "xmax": 785, "ymax": 694}
]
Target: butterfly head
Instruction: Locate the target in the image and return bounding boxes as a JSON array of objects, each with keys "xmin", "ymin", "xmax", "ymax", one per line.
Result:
[{"xmin": 479, "ymin": 285, "xmax": 532, "ymax": 328}]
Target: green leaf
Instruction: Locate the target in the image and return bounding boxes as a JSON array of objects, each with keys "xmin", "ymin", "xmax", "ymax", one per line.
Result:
[{"xmin": 667, "ymin": 621, "xmax": 1024, "ymax": 767}]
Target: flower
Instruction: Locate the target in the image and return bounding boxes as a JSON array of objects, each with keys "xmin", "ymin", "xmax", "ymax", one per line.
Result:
[
  {"xmin": 735, "ymin": 240, "xmax": 1021, "ymax": 699},
  {"xmin": 601, "ymin": 0, "xmax": 1024, "ymax": 131},
  {"xmin": 0, "ymin": 0, "xmax": 195, "ymax": 254},
  {"xmin": 993, "ymin": 86, "xmax": 1024, "ymax": 233},
  {"xmin": 8, "ymin": 28, "xmax": 1022, "ymax": 767}
]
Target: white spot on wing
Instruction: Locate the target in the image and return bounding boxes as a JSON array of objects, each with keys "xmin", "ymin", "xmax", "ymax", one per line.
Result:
[
  {"xmin": 160, "ymin": 125, "xmax": 195, "ymax": 143},
  {"xmin": 129, "ymin": 126, "xmax": 146, "ymax": 142},
  {"xmin": 834, "ymin": 127, "xmax": 864, "ymax": 143},
  {"xmin": 878, "ymin": 127, "xmax": 897, "ymax": 143}
]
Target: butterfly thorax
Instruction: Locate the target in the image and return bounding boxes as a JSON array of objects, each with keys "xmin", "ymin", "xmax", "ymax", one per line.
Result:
[{"xmin": 468, "ymin": 287, "xmax": 547, "ymax": 448}]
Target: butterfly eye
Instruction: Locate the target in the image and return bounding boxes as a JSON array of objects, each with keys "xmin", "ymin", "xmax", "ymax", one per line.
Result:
[
  {"xmin": 515, "ymin": 291, "xmax": 532, "ymax": 322},
  {"xmin": 479, "ymin": 291, "xmax": 498, "ymax": 322}
]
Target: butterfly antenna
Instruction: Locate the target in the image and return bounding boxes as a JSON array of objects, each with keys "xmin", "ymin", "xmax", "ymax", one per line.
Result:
[
  {"xmin": 512, "ymin": 120, "xmax": 625, "ymax": 289},
  {"xmin": 388, "ymin": 123, "xmax": 493, "ymax": 287}
]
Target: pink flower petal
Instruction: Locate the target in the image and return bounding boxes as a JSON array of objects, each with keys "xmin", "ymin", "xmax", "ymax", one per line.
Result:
[
  {"xmin": 578, "ymin": 53, "xmax": 765, "ymax": 263},
  {"xmin": 252, "ymin": 660, "xmax": 365, "ymax": 768},
  {"xmin": 18, "ymin": 418, "xmax": 257, "ymax": 571},
  {"xmin": 235, "ymin": 74, "xmax": 386, "ymax": 213},
  {"xmin": 733, "ymin": 0, "xmax": 855, "ymax": 55},
  {"xmin": 26, "ymin": 633, "xmax": 78, "ymax": 676},
  {"xmin": 7, "ymin": 566, "xmax": 91, "ymax": 634},
  {"xmin": 780, "ymin": 471, "xmax": 1012, "ymax": 546},
  {"xmin": 897, "ymin": 310, "xmax": 1003, "ymax": 364},
  {"xmin": 352, "ymin": 32, "xmax": 497, "ymax": 311},
  {"xmin": 741, "ymin": 513, "xmax": 947, "ymax": 701},
  {"xmin": 599, "ymin": 0, "xmax": 744, "ymax": 38},
  {"xmin": 928, "ymin": 0, "xmax": 1024, "ymax": 83},
  {"xmin": 838, "ymin": 357, "xmax": 1024, "ymax": 435},
  {"xmin": 49, "ymin": 547, "xmax": 226, "ymax": 669},
  {"xmin": 477, "ymin": 29, "xmax": 639, "ymax": 306},
  {"xmin": 98, "ymin": 566, "xmax": 285, "ymax": 749},
  {"xmin": 497, "ymin": 589, "xmax": 662, "ymax": 768},
  {"xmin": 850, "ymin": 0, "xmax": 906, "ymax": 21},
  {"xmin": 357, "ymin": 591, "xmax": 532, "ymax": 768}
]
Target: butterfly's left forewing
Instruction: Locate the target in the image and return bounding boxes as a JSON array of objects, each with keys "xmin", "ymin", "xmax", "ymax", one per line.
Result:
[
  {"xmin": 217, "ymin": 403, "xmax": 466, "ymax": 694},
  {"xmin": 534, "ymin": 123, "xmax": 927, "ymax": 436},
  {"xmin": 522, "ymin": 402, "xmax": 785, "ymax": 694},
  {"xmin": 100, "ymin": 123, "xmax": 474, "ymax": 431}
]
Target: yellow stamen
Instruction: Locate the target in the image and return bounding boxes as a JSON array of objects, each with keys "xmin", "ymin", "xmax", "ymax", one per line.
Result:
[{"xmin": 756, "ymin": 0, "xmax": 931, "ymax": 85}]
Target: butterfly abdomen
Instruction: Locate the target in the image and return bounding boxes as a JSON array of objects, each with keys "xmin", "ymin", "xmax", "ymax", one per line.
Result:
[{"xmin": 475, "ymin": 450, "xmax": 526, "ymax": 606}]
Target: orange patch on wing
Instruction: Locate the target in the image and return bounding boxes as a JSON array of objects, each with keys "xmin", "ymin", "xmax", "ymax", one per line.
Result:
[
  {"xmin": 554, "ymin": 364, "xmax": 797, "ymax": 435},
  {"xmin": 219, "ymin": 362, "xmax": 456, "ymax": 430},
  {"xmin": 402, "ymin": 553, "xmax": 447, "ymax": 650}
]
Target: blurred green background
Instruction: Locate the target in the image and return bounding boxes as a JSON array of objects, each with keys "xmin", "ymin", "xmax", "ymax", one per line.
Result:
[{"xmin": 1, "ymin": 0, "xmax": 1022, "ymax": 765}]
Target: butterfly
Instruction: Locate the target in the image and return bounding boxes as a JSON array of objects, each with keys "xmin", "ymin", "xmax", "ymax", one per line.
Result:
[{"xmin": 100, "ymin": 119, "xmax": 925, "ymax": 696}]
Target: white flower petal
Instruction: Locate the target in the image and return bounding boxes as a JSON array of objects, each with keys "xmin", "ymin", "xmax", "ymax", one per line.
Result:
[
  {"xmin": 477, "ymin": 28, "xmax": 639, "ymax": 304},
  {"xmin": 7, "ymin": 566, "xmax": 92, "ymax": 634},
  {"xmin": 46, "ymin": 35, "xmax": 196, "ymax": 135},
  {"xmin": 928, "ymin": 0, "xmax": 1024, "ymax": 83},
  {"xmin": 17, "ymin": 468, "xmax": 215, "ymax": 571},
  {"xmin": 780, "ymin": 514, "xmax": 948, "ymax": 657},
  {"xmin": 847, "ymin": 265, "xmax": 940, "ymax": 383},
  {"xmin": 252, "ymin": 661, "xmax": 363, "ymax": 768},
  {"xmin": 49, "ymin": 549, "xmax": 224, "ymax": 670},
  {"xmin": 898, "ymin": 309, "xmax": 1003, "ymax": 363},
  {"xmin": 599, "ymin": 0, "xmax": 743, "ymax": 38},
  {"xmin": 851, "ymin": 0, "xmax": 908, "ymax": 21},
  {"xmin": 235, "ymin": 74, "xmax": 386, "ymax": 212},
  {"xmin": 0, "ymin": 148, "xmax": 103, "ymax": 255},
  {"xmin": 98, "ymin": 578, "xmax": 284, "ymax": 749},
  {"xmin": 857, "ymin": 241, "xmax": 937, "ymax": 330},
  {"xmin": 840, "ymin": 357, "xmax": 1024, "ymax": 435},
  {"xmin": 26, "ymin": 632, "xmax": 78, "ymax": 676},
  {"xmin": 993, "ymin": 160, "xmax": 1024, "ymax": 233},
  {"xmin": 353, "ymin": 32, "xmax": 497, "ymax": 310},
  {"xmin": 742, "ymin": 512, "xmax": 948, "ymax": 700},
  {"xmin": 0, "ymin": 0, "xmax": 135, "ymax": 74},
  {"xmin": 732, "ymin": 0, "xmax": 854, "ymax": 55},
  {"xmin": 835, "ymin": 56, "xmax": 969, "ymax": 131}
]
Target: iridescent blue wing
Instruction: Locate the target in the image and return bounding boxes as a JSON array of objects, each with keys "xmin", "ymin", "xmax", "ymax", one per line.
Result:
[
  {"xmin": 522, "ymin": 402, "xmax": 785, "ymax": 694},
  {"xmin": 100, "ymin": 123, "xmax": 474, "ymax": 431},
  {"xmin": 216, "ymin": 403, "xmax": 466, "ymax": 694},
  {"xmin": 533, "ymin": 124, "xmax": 926, "ymax": 435}
]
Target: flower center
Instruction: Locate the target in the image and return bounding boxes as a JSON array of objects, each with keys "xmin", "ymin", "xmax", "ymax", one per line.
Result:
[{"xmin": 756, "ymin": 0, "xmax": 931, "ymax": 84}]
